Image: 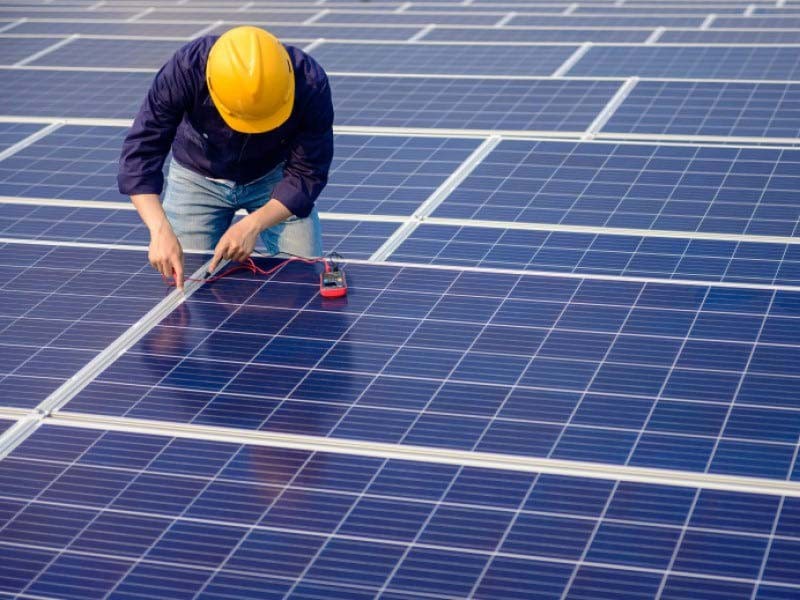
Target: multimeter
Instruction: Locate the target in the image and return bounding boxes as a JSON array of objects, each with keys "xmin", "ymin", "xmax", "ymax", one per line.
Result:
[{"xmin": 320, "ymin": 263, "xmax": 347, "ymax": 298}]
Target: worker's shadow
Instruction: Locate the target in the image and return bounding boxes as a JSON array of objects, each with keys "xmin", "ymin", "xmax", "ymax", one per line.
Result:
[{"xmin": 139, "ymin": 260, "xmax": 353, "ymax": 439}]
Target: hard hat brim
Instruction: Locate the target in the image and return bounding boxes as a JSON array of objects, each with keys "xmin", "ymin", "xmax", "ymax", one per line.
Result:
[{"xmin": 209, "ymin": 80, "xmax": 295, "ymax": 134}]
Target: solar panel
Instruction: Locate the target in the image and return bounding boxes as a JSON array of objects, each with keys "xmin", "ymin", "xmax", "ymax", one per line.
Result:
[
  {"xmin": 213, "ymin": 23, "xmax": 423, "ymax": 41},
  {"xmin": 574, "ymin": 5, "xmax": 748, "ymax": 14},
  {"xmin": 392, "ymin": 224, "xmax": 800, "ymax": 285},
  {"xmin": 61, "ymin": 258, "xmax": 800, "ymax": 479},
  {"xmin": 509, "ymin": 15, "xmax": 707, "ymax": 26},
  {"xmin": 0, "ymin": 204, "xmax": 400, "ymax": 258},
  {"xmin": 4, "ymin": 21, "xmax": 211, "ymax": 37},
  {"xmin": 603, "ymin": 81, "xmax": 800, "ymax": 139},
  {"xmin": 0, "ymin": 37, "xmax": 68, "ymax": 65},
  {"xmin": 311, "ymin": 42, "xmax": 578, "ymax": 76},
  {"xmin": 568, "ymin": 45, "xmax": 800, "ymax": 80},
  {"xmin": 0, "ymin": 126, "xmax": 478, "ymax": 216},
  {"xmin": 317, "ymin": 11, "xmax": 502, "ymax": 25},
  {"xmin": 0, "ymin": 418, "xmax": 13, "ymax": 435},
  {"xmin": 331, "ymin": 75, "xmax": 622, "ymax": 132},
  {"xmin": 659, "ymin": 29, "xmax": 800, "ymax": 44},
  {"xmin": 0, "ymin": 9, "xmax": 140, "ymax": 20},
  {"xmin": 714, "ymin": 16, "xmax": 800, "ymax": 27},
  {"xmin": 317, "ymin": 134, "xmax": 480, "ymax": 215},
  {"xmin": 431, "ymin": 139, "xmax": 800, "ymax": 237},
  {"xmin": 30, "ymin": 38, "xmax": 185, "ymax": 69},
  {"xmin": 1, "ymin": 424, "xmax": 798, "ymax": 599},
  {"xmin": 0, "ymin": 69, "xmax": 151, "ymax": 118},
  {"xmin": 144, "ymin": 9, "xmax": 316, "ymax": 22},
  {"xmin": 421, "ymin": 27, "xmax": 653, "ymax": 43},
  {"xmin": 0, "ymin": 123, "xmax": 45, "ymax": 152},
  {"xmin": 0, "ymin": 241, "xmax": 207, "ymax": 409}
]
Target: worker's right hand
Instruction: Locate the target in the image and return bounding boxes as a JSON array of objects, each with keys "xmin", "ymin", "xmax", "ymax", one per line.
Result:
[{"xmin": 149, "ymin": 227, "xmax": 184, "ymax": 291}]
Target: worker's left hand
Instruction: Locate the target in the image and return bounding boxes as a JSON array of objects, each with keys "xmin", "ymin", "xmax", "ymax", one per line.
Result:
[{"xmin": 210, "ymin": 218, "xmax": 260, "ymax": 272}]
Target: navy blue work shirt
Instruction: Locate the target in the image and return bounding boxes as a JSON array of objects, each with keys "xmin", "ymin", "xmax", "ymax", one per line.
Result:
[{"xmin": 117, "ymin": 36, "xmax": 334, "ymax": 218}]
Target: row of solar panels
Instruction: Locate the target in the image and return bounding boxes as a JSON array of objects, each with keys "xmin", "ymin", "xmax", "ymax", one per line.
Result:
[
  {"xmin": 9, "ymin": 22, "xmax": 800, "ymax": 45},
  {"xmin": 7, "ymin": 37, "xmax": 800, "ymax": 83},
  {"xmin": 5, "ymin": 123, "xmax": 800, "ymax": 287},
  {"xmin": 12, "ymin": 9, "xmax": 800, "ymax": 26}
]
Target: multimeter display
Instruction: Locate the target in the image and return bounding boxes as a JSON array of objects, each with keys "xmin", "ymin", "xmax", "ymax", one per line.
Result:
[{"xmin": 320, "ymin": 270, "xmax": 347, "ymax": 298}]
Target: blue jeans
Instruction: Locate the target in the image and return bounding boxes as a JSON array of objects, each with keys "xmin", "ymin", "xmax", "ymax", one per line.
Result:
[{"xmin": 162, "ymin": 160, "xmax": 323, "ymax": 257}]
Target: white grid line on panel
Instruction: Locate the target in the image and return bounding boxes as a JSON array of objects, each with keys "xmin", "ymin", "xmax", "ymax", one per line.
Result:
[{"xmin": 13, "ymin": 33, "xmax": 78, "ymax": 67}]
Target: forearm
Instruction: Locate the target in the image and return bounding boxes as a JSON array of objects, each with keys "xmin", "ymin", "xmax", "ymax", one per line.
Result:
[
  {"xmin": 131, "ymin": 193, "xmax": 173, "ymax": 235},
  {"xmin": 241, "ymin": 198, "xmax": 292, "ymax": 234}
]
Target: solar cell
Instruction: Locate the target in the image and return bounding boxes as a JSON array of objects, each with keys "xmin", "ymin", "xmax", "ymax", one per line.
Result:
[
  {"xmin": 0, "ymin": 126, "xmax": 478, "ymax": 216},
  {"xmin": 658, "ymin": 29, "xmax": 800, "ymax": 44},
  {"xmin": 0, "ymin": 242, "xmax": 207, "ymax": 409},
  {"xmin": 0, "ymin": 123, "xmax": 44, "ymax": 153},
  {"xmin": 0, "ymin": 204, "xmax": 400, "ymax": 258},
  {"xmin": 62, "ymin": 258, "xmax": 800, "ymax": 479},
  {"xmin": 0, "ymin": 418, "xmax": 12, "ymax": 435},
  {"xmin": 568, "ymin": 45, "xmax": 800, "ymax": 80},
  {"xmin": 422, "ymin": 27, "xmax": 653, "ymax": 43},
  {"xmin": 0, "ymin": 424, "xmax": 797, "ymax": 598},
  {"xmin": 312, "ymin": 42, "xmax": 578, "ymax": 76},
  {"xmin": 603, "ymin": 81, "xmax": 800, "ymax": 139},
  {"xmin": 431, "ymin": 139, "xmax": 800, "ymax": 237},
  {"xmin": 0, "ymin": 36, "xmax": 68, "ymax": 65},
  {"xmin": 0, "ymin": 69, "xmax": 152, "ymax": 118},
  {"xmin": 574, "ymin": 6, "xmax": 747, "ymax": 14},
  {"xmin": 392, "ymin": 224, "xmax": 800, "ymax": 285},
  {"xmin": 30, "ymin": 38, "xmax": 185, "ymax": 69},
  {"xmin": 331, "ymin": 75, "xmax": 622, "ymax": 132}
]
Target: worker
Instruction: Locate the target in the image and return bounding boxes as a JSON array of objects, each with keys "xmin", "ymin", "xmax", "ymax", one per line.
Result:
[{"xmin": 117, "ymin": 26, "xmax": 334, "ymax": 290}]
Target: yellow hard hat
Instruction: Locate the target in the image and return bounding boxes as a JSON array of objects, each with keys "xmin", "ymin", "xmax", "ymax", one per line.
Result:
[{"xmin": 206, "ymin": 26, "xmax": 295, "ymax": 134}]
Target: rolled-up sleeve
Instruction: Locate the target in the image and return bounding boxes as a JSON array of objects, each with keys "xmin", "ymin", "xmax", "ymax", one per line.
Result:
[
  {"xmin": 271, "ymin": 78, "xmax": 334, "ymax": 218},
  {"xmin": 117, "ymin": 49, "xmax": 194, "ymax": 196}
]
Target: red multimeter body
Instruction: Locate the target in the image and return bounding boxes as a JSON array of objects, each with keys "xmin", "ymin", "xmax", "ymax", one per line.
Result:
[{"xmin": 320, "ymin": 269, "xmax": 347, "ymax": 298}]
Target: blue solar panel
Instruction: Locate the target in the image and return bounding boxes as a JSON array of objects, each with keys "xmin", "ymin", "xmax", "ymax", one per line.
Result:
[
  {"xmin": 0, "ymin": 126, "xmax": 477, "ymax": 216},
  {"xmin": 312, "ymin": 42, "xmax": 577, "ymax": 76},
  {"xmin": 0, "ymin": 122, "xmax": 43, "ymax": 152},
  {"xmin": 31, "ymin": 38, "xmax": 184, "ymax": 69},
  {"xmin": 0, "ymin": 418, "xmax": 13, "ymax": 435},
  {"xmin": 575, "ymin": 5, "xmax": 747, "ymax": 14},
  {"xmin": 714, "ymin": 16, "xmax": 800, "ymax": 27},
  {"xmin": 0, "ymin": 9, "xmax": 139, "ymax": 19},
  {"xmin": 0, "ymin": 204, "xmax": 399, "ymax": 258},
  {"xmin": 321, "ymin": 134, "xmax": 479, "ymax": 215},
  {"xmin": 392, "ymin": 224, "xmax": 800, "ymax": 285},
  {"xmin": 659, "ymin": 29, "xmax": 800, "ymax": 44},
  {"xmin": 509, "ymin": 15, "xmax": 707, "ymax": 26},
  {"xmin": 213, "ymin": 23, "xmax": 422, "ymax": 40},
  {"xmin": 6, "ymin": 21, "xmax": 210, "ymax": 36},
  {"xmin": 332, "ymin": 75, "xmax": 622, "ymax": 131},
  {"xmin": 0, "ymin": 69, "xmax": 151, "ymax": 118},
  {"xmin": 317, "ymin": 11, "xmax": 502, "ymax": 25},
  {"xmin": 603, "ymin": 81, "xmax": 800, "ymax": 139},
  {"xmin": 422, "ymin": 27, "xmax": 652, "ymax": 43},
  {"xmin": 0, "ymin": 242, "xmax": 207, "ymax": 409},
  {"xmin": 1, "ymin": 424, "xmax": 798, "ymax": 598},
  {"xmin": 432, "ymin": 139, "xmax": 800, "ymax": 237},
  {"xmin": 0, "ymin": 37, "xmax": 66, "ymax": 65},
  {"xmin": 63, "ymin": 259, "xmax": 800, "ymax": 479},
  {"xmin": 568, "ymin": 46, "xmax": 800, "ymax": 79},
  {"xmin": 145, "ymin": 9, "xmax": 315, "ymax": 22}
]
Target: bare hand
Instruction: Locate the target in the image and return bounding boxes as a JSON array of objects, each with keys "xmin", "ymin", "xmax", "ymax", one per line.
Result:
[
  {"xmin": 149, "ymin": 226, "xmax": 184, "ymax": 290},
  {"xmin": 210, "ymin": 218, "xmax": 260, "ymax": 273}
]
